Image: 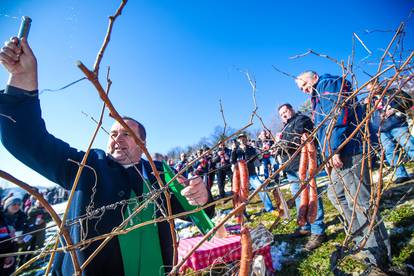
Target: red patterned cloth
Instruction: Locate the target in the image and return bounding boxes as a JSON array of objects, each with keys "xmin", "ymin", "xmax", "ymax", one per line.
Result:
[{"xmin": 178, "ymin": 235, "xmax": 274, "ymax": 272}]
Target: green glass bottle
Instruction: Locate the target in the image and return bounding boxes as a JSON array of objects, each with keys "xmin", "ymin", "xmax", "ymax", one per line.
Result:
[{"xmin": 162, "ymin": 161, "xmax": 215, "ymax": 235}]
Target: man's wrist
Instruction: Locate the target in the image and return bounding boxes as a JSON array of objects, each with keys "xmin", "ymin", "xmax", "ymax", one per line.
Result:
[{"xmin": 8, "ymin": 73, "xmax": 38, "ymax": 92}]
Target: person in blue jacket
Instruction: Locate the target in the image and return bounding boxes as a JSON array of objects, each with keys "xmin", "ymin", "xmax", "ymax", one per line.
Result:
[
  {"xmin": 367, "ymin": 80, "xmax": 413, "ymax": 184},
  {"xmin": 0, "ymin": 37, "xmax": 212, "ymax": 275},
  {"xmin": 295, "ymin": 71, "xmax": 391, "ymax": 272}
]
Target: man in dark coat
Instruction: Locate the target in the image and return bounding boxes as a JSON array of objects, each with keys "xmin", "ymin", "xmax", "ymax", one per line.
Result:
[
  {"xmin": 278, "ymin": 103, "xmax": 326, "ymax": 251},
  {"xmin": 0, "ymin": 37, "xmax": 212, "ymax": 275},
  {"xmin": 212, "ymin": 142, "xmax": 232, "ymax": 198}
]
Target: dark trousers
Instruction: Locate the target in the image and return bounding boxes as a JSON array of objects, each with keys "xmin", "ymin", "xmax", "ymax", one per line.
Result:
[{"xmin": 216, "ymin": 167, "xmax": 232, "ymax": 198}]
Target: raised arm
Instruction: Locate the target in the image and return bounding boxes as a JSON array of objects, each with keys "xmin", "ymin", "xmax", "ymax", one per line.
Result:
[
  {"xmin": 0, "ymin": 37, "xmax": 91, "ymax": 190},
  {"xmin": 0, "ymin": 37, "xmax": 38, "ymax": 91}
]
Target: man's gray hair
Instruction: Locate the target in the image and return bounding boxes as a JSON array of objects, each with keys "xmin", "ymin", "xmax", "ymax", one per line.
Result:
[{"xmin": 297, "ymin": 70, "xmax": 318, "ymax": 80}]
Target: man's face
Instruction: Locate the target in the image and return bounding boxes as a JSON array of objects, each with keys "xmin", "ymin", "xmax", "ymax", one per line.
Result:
[
  {"xmin": 180, "ymin": 153, "xmax": 186, "ymax": 161},
  {"xmin": 367, "ymin": 82, "xmax": 380, "ymax": 94},
  {"xmin": 107, "ymin": 120, "xmax": 144, "ymax": 165},
  {"xmin": 279, "ymin": 106, "xmax": 295, "ymax": 123},
  {"xmin": 296, "ymin": 73, "xmax": 318, "ymax": 95},
  {"xmin": 258, "ymin": 131, "xmax": 265, "ymax": 141},
  {"xmin": 237, "ymin": 136, "xmax": 248, "ymax": 145},
  {"xmin": 7, "ymin": 202, "xmax": 21, "ymax": 215}
]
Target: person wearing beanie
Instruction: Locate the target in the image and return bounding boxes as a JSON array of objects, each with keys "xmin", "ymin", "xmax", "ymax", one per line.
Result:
[
  {"xmin": 3, "ymin": 196, "xmax": 27, "ymax": 234},
  {"xmin": 3, "ymin": 196, "xmax": 21, "ymax": 212}
]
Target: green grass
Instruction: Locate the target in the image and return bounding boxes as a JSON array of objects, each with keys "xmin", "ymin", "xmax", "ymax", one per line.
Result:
[
  {"xmin": 392, "ymin": 241, "xmax": 414, "ymax": 269},
  {"xmin": 381, "ymin": 203, "xmax": 414, "ymax": 225},
  {"xmin": 267, "ymin": 198, "xmax": 368, "ymax": 275},
  {"xmin": 213, "ymin": 172, "xmax": 414, "ymax": 275},
  {"xmin": 278, "ymin": 181, "xmax": 413, "ymax": 275}
]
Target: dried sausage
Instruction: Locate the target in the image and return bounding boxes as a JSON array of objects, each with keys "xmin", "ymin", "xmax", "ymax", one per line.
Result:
[
  {"xmin": 232, "ymin": 163, "xmax": 243, "ymax": 223},
  {"xmin": 306, "ymin": 140, "xmax": 318, "ymax": 223},
  {"xmin": 239, "ymin": 226, "xmax": 252, "ymax": 276},
  {"xmin": 239, "ymin": 160, "xmax": 249, "ymax": 203},
  {"xmin": 297, "ymin": 141, "xmax": 309, "ymax": 226}
]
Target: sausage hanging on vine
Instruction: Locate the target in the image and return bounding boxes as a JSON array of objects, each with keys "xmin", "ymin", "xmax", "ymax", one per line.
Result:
[
  {"xmin": 238, "ymin": 160, "xmax": 249, "ymax": 205},
  {"xmin": 306, "ymin": 139, "xmax": 318, "ymax": 223},
  {"xmin": 297, "ymin": 138, "xmax": 309, "ymax": 226},
  {"xmin": 232, "ymin": 162, "xmax": 243, "ymax": 223},
  {"xmin": 232, "ymin": 160, "xmax": 250, "ymax": 224},
  {"xmin": 239, "ymin": 226, "xmax": 253, "ymax": 276},
  {"xmin": 231, "ymin": 161, "xmax": 253, "ymax": 275}
]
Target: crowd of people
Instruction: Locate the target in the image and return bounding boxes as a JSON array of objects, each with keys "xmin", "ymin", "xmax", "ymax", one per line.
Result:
[
  {"xmin": 0, "ymin": 187, "xmax": 64, "ymax": 274},
  {"xmin": 0, "ymin": 34, "xmax": 413, "ymax": 275},
  {"xmin": 160, "ymin": 130, "xmax": 279, "ymax": 200},
  {"xmin": 0, "ymin": 186, "xmax": 69, "ymax": 274}
]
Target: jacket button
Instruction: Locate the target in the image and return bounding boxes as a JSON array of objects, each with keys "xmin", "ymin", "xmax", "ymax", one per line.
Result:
[{"xmin": 118, "ymin": 191, "xmax": 125, "ymax": 197}]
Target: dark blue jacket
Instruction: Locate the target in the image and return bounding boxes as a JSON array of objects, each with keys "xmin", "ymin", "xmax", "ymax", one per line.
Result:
[
  {"xmin": 231, "ymin": 145, "xmax": 258, "ymax": 176},
  {"xmin": 0, "ymin": 86, "xmax": 214, "ymax": 275},
  {"xmin": 369, "ymin": 87, "xmax": 412, "ymax": 133},
  {"xmin": 280, "ymin": 112, "xmax": 314, "ymax": 172},
  {"xmin": 312, "ymin": 74, "xmax": 362, "ymax": 158},
  {"xmin": 212, "ymin": 147, "xmax": 232, "ymax": 170}
]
